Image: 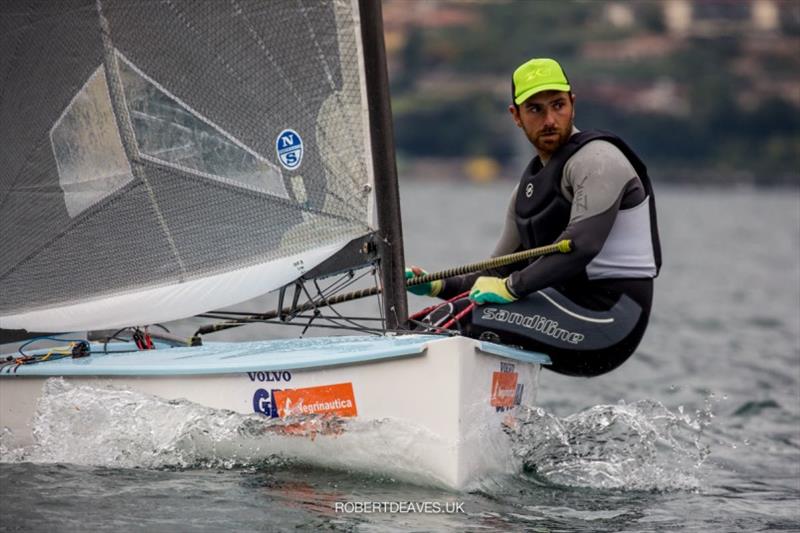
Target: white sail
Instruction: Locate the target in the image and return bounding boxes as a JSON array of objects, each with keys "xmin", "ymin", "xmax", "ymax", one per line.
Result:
[
  {"xmin": 0, "ymin": 242, "xmax": 347, "ymax": 332},
  {"xmin": 0, "ymin": 0, "xmax": 376, "ymax": 332}
]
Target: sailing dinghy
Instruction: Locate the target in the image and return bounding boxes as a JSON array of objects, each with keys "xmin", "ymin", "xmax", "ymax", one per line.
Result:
[{"xmin": 0, "ymin": 0, "xmax": 550, "ymax": 489}]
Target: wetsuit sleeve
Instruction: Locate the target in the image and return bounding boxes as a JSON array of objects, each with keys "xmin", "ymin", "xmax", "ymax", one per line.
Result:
[
  {"xmin": 438, "ymin": 185, "xmax": 524, "ymax": 299},
  {"xmin": 507, "ymin": 140, "xmax": 645, "ymax": 298}
]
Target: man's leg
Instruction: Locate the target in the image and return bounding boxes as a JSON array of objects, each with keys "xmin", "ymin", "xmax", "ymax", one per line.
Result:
[{"xmin": 466, "ymin": 286, "xmax": 651, "ymax": 377}]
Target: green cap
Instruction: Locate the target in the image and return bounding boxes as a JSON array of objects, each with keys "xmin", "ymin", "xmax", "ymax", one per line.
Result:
[{"xmin": 512, "ymin": 58, "xmax": 571, "ymax": 105}]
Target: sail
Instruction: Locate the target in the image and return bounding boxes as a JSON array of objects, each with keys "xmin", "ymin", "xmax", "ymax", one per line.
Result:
[{"xmin": 0, "ymin": 0, "xmax": 377, "ymax": 332}]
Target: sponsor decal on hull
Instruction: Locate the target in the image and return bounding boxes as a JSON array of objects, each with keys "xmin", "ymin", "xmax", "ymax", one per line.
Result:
[
  {"xmin": 491, "ymin": 371, "xmax": 518, "ymax": 408},
  {"xmin": 251, "ymin": 382, "xmax": 357, "ymax": 437},
  {"xmin": 273, "ymin": 383, "xmax": 357, "ymax": 418},
  {"xmin": 492, "ymin": 362, "xmax": 524, "ymax": 413},
  {"xmin": 247, "ymin": 370, "xmax": 292, "ymax": 382},
  {"xmin": 253, "ymin": 388, "xmax": 281, "ymax": 417}
]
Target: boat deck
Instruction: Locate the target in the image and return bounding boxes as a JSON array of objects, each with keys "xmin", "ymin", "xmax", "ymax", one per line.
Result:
[{"xmin": 1, "ymin": 334, "xmax": 550, "ymax": 376}]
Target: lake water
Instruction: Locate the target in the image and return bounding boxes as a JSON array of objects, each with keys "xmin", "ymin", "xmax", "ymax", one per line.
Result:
[{"xmin": 1, "ymin": 183, "xmax": 798, "ymax": 532}]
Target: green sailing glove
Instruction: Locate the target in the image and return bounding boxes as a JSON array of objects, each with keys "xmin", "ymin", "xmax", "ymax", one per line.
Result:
[
  {"xmin": 405, "ymin": 266, "xmax": 443, "ymax": 297},
  {"xmin": 468, "ymin": 276, "xmax": 518, "ymax": 305}
]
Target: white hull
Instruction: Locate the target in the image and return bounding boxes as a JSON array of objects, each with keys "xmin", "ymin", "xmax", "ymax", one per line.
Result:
[{"xmin": 1, "ymin": 335, "xmax": 546, "ymax": 489}]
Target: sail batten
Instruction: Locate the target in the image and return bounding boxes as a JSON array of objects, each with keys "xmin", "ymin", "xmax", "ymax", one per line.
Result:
[{"xmin": 0, "ymin": 0, "xmax": 377, "ymax": 332}]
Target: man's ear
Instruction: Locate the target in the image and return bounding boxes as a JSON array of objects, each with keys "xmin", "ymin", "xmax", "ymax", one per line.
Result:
[{"xmin": 508, "ymin": 104, "xmax": 522, "ymax": 128}]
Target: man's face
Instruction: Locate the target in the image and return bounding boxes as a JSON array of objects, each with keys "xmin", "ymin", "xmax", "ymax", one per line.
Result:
[{"xmin": 509, "ymin": 91, "xmax": 575, "ymax": 158}]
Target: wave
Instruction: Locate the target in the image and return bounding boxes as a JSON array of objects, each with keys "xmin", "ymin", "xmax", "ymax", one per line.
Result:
[
  {"xmin": 1, "ymin": 379, "xmax": 714, "ymax": 493},
  {"xmin": 505, "ymin": 399, "xmax": 714, "ymax": 492}
]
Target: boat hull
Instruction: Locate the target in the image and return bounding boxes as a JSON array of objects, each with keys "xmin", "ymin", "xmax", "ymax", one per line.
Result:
[{"xmin": 0, "ymin": 335, "xmax": 548, "ymax": 489}]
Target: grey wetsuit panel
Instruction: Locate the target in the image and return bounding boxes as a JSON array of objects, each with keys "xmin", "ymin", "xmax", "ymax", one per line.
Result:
[{"xmin": 507, "ymin": 139, "xmax": 649, "ymax": 297}]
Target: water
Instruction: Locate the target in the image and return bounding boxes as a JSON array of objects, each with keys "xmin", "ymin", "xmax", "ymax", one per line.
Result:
[{"xmin": 2, "ymin": 184, "xmax": 799, "ymax": 532}]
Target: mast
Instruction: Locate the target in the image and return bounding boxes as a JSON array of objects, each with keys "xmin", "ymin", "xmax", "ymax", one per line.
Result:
[{"xmin": 358, "ymin": 0, "xmax": 408, "ymax": 330}]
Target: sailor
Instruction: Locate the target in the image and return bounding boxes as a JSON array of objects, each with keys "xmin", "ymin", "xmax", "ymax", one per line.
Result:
[{"xmin": 407, "ymin": 57, "xmax": 661, "ymax": 377}]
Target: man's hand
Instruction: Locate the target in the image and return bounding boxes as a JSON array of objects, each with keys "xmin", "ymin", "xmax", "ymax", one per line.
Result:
[
  {"xmin": 469, "ymin": 276, "xmax": 518, "ymax": 305},
  {"xmin": 405, "ymin": 266, "xmax": 443, "ymax": 297}
]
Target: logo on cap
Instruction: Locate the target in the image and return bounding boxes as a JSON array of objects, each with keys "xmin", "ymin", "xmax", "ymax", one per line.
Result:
[{"xmin": 525, "ymin": 67, "xmax": 552, "ymax": 81}]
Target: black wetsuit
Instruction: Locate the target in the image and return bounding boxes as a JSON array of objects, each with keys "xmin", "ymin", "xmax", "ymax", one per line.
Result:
[{"xmin": 434, "ymin": 129, "xmax": 661, "ymax": 377}]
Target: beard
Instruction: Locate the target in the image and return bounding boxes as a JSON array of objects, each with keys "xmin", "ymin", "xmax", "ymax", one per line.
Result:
[{"xmin": 527, "ymin": 117, "xmax": 574, "ymax": 157}]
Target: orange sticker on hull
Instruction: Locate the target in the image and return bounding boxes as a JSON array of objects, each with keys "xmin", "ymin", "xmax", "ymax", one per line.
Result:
[
  {"xmin": 273, "ymin": 382, "xmax": 358, "ymax": 418},
  {"xmin": 491, "ymin": 371, "xmax": 518, "ymax": 408}
]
